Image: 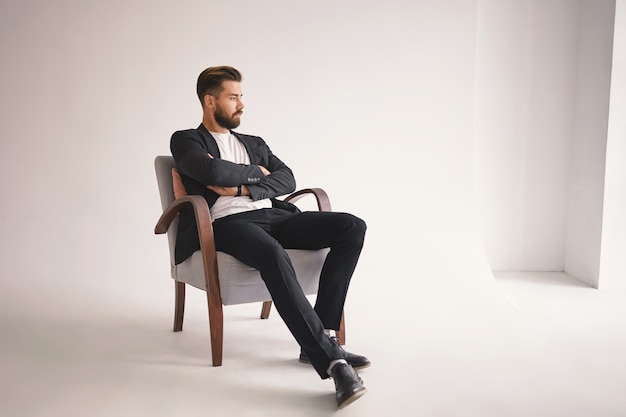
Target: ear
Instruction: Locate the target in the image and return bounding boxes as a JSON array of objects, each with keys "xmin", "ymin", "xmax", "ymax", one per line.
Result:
[{"xmin": 203, "ymin": 94, "xmax": 215, "ymax": 109}]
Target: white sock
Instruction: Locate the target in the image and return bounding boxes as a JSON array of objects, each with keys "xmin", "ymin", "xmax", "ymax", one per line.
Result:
[
  {"xmin": 326, "ymin": 359, "xmax": 348, "ymax": 376},
  {"xmin": 324, "ymin": 329, "xmax": 336, "ymax": 337}
]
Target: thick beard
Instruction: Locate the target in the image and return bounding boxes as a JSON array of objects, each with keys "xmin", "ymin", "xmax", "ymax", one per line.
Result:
[{"xmin": 214, "ymin": 104, "xmax": 241, "ymax": 130}]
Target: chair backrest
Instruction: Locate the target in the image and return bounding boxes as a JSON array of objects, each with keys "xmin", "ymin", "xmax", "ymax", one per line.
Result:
[{"xmin": 154, "ymin": 155, "xmax": 178, "ymax": 267}]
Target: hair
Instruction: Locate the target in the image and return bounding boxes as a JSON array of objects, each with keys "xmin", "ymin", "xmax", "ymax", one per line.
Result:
[{"xmin": 196, "ymin": 66, "xmax": 242, "ymax": 104}]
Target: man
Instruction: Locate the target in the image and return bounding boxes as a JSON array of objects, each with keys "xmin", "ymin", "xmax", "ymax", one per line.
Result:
[{"xmin": 170, "ymin": 66, "xmax": 369, "ymax": 408}]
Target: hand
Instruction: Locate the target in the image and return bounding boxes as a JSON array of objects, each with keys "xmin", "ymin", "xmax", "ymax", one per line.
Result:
[{"xmin": 206, "ymin": 185, "xmax": 237, "ymax": 196}]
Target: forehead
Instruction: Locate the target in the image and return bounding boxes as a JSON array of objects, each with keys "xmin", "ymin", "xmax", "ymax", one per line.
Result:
[{"xmin": 220, "ymin": 80, "xmax": 242, "ymax": 96}]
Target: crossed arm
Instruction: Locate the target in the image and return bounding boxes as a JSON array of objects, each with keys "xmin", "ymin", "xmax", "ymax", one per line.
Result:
[
  {"xmin": 205, "ymin": 153, "xmax": 271, "ymax": 196},
  {"xmin": 171, "ymin": 130, "xmax": 296, "ymax": 200}
]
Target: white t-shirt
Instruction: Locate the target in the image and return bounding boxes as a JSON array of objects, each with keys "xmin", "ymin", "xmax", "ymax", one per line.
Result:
[{"xmin": 209, "ymin": 131, "xmax": 272, "ymax": 221}]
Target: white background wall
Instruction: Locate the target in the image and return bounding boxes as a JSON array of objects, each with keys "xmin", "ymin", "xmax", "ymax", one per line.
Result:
[
  {"xmin": 0, "ymin": 0, "xmax": 497, "ymax": 318},
  {"xmin": 0, "ymin": 0, "xmax": 622, "ymax": 316},
  {"xmin": 474, "ymin": 0, "xmax": 622, "ymax": 288},
  {"xmin": 474, "ymin": 0, "xmax": 580, "ymax": 272},
  {"xmin": 600, "ymin": 0, "xmax": 626, "ymax": 289},
  {"xmin": 566, "ymin": 0, "xmax": 615, "ymax": 287}
]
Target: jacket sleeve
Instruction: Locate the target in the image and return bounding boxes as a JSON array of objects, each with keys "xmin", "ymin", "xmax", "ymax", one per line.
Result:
[
  {"xmin": 170, "ymin": 130, "xmax": 266, "ymax": 187},
  {"xmin": 246, "ymin": 142, "xmax": 297, "ymax": 201}
]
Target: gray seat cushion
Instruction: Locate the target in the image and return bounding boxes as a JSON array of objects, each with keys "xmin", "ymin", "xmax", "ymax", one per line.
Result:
[{"xmin": 173, "ymin": 248, "xmax": 329, "ymax": 305}]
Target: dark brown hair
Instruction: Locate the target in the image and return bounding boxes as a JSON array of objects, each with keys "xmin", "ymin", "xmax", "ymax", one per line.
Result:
[{"xmin": 196, "ymin": 66, "xmax": 242, "ymax": 104}]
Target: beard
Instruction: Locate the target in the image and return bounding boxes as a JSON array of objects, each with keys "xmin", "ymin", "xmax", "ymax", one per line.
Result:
[{"xmin": 214, "ymin": 103, "xmax": 242, "ymax": 130}]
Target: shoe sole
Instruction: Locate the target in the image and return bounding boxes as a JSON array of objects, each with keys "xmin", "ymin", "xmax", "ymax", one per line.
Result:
[{"xmin": 338, "ymin": 387, "xmax": 367, "ymax": 409}]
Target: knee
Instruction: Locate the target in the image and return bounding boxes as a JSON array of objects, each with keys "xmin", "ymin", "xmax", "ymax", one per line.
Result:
[
  {"xmin": 355, "ymin": 215, "xmax": 367, "ymax": 234},
  {"xmin": 342, "ymin": 213, "xmax": 367, "ymax": 240}
]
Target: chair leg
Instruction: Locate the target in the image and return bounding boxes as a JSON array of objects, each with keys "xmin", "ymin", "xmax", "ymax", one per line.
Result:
[
  {"xmin": 173, "ymin": 281, "xmax": 185, "ymax": 332},
  {"xmin": 260, "ymin": 301, "xmax": 272, "ymax": 319},
  {"xmin": 336, "ymin": 312, "xmax": 346, "ymax": 345},
  {"xmin": 206, "ymin": 290, "xmax": 224, "ymax": 366}
]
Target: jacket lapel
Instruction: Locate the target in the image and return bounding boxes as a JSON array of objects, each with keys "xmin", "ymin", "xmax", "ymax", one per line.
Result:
[
  {"xmin": 197, "ymin": 124, "xmax": 221, "ymax": 158},
  {"xmin": 233, "ymin": 132, "xmax": 262, "ymax": 165}
]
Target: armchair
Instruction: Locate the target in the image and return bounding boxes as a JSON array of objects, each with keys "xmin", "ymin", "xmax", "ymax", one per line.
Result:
[{"xmin": 154, "ymin": 155, "xmax": 345, "ymax": 366}]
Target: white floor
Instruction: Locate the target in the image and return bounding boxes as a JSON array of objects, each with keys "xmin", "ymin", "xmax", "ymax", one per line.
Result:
[{"xmin": 2, "ymin": 271, "xmax": 626, "ymax": 417}]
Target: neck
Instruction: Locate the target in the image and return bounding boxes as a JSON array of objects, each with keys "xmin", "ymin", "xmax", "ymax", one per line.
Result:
[{"xmin": 202, "ymin": 114, "xmax": 229, "ymax": 134}]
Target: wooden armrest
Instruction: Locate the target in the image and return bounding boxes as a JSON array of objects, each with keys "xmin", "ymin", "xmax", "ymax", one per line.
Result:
[
  {"xmin": 154, "ymin": 195, "xmax": 212, "ymax": 234},
  {"xmin": 284, "ymin": 188, "xmax": 332, "ymax": 212},
  {"xmin": 154, "ymin": 196, "xmax": 221, "ymax": 303}
]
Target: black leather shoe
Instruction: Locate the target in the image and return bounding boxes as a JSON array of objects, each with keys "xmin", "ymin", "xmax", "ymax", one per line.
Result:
[
  {"xmin": 331, "ymin": 362, "xmax": 367, "ymax": 408},
  {"xmin": 299, "ymin": 336, "xmax": 372, "ymax": 369}
]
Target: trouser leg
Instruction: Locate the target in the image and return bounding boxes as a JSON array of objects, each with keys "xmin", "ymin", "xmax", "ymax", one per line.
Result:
[
  {"xmin": 212, "ymin": 210, "xmax": 343, "ymax": 378},
  {"xmin": 272, "ymin": 211, "xmax": 367, "ymax": 330}
]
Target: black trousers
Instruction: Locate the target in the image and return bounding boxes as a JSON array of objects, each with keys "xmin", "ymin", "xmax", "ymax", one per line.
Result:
[{"xmin": 212, "ymin": 208, "xmax": 367, "ymax": 378}]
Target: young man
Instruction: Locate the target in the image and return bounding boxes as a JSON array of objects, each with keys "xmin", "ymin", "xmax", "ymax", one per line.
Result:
[{"xmin": 170, "ymin": 66, "xmax": 369, "ymax": 408}]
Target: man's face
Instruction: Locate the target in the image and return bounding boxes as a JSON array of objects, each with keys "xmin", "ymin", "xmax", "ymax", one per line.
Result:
[{"xmin": 212, "ymin": 81, "xmax": 244, "ymax": 130}]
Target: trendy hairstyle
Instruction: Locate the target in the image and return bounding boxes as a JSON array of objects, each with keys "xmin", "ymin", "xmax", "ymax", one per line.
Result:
[{"xmin": 196, "ymin": 66, "xmax": 242, "ymax": 104}]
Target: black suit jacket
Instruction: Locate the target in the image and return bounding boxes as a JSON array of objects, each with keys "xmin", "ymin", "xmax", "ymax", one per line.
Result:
[{"xmin": 170, "ymin": 124, "xmax": 297, "ymax": 264}]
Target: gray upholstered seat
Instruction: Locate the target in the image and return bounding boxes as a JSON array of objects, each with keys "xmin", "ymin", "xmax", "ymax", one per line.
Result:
[
  {"xmin": 154, "ymin": 155, "xmax": 343, "ymax": 366},
  {"xmin": 175, "ymin": 249, "xmax": 328, "ymax": 305}
]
